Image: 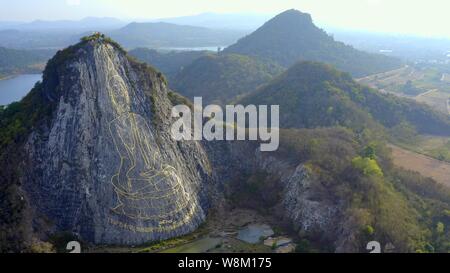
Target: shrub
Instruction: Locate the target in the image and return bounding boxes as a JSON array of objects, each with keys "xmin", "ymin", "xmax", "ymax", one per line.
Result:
[{"xmin": 352, "ymin": 156, "xmax": 383, "ymax": 177}]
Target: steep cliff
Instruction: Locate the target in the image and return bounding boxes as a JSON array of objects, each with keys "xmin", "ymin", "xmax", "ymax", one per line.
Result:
[
  {"xmin": 204, "ymin": 140, "xmax": 346, "ymax": 251},
  {"xmin": 1, "ymin": 35, "xmax": 213, "ymax": 247}
]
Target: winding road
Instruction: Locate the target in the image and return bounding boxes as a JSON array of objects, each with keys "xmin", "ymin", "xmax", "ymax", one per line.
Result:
[{"xmin": 415, "ymin": 88, "xmax": 438, "ymax": 99}]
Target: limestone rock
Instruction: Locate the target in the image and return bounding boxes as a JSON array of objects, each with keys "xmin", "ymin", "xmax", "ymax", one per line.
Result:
[{"xmin": 20, "ymin": 38, "xmax": 213, "ymax": 245}]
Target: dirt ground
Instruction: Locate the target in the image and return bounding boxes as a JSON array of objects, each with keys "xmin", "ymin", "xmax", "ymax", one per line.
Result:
[{"xmin": 389, "ymin": 144, "xmax": 450, "ymax": 187}]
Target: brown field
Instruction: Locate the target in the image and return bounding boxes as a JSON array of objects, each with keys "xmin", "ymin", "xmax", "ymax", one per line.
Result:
[
  {"xmin": 357, "ymin": 65, "xmax": 422, "ymax": 91},
  {"xmin": 389, "ymin": 144, "xmax": 450, "ymax": 187},
  {"xmin": 357, "ymin": 65, "xmax": 450, "ymax": 115},
  {"xmin": 415, "ymin": 89, "xmax": 450, "ymax": 114}
]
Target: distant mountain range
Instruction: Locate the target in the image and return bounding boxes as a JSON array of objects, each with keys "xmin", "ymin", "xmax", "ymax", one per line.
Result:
[
  {"xmin": 0, "ymin": 17, "xmax": 127, "ymax": 49},
  {"xmin": 1, "ymin": 13, "xmax": 448, "ymax": 63},
  {"xmin": 0, "ymin": 20, "xmax": 246, "ymax": 50},
  {"xmin": 0, "ymin": 13, "xmax": 270, "ymax": 32},
  {"xmin": 149, "ymin": 12, "xmax": 272, "ymax": 30},
  {"xmin": 109, "ymin": 22, "xmax": 247, "ymax": 48},
  {"xmin": 0, "ymin": 17, "xmax": 127, "ymax": 31}
]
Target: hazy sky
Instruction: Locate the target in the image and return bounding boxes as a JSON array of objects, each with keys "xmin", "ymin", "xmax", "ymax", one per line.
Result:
[{"xmin": 1, "ymin": 0, "xmax": 450, "ymax": 38}]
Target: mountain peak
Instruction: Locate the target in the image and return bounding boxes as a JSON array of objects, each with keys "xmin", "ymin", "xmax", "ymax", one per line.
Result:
[
  {"xmin": 1, "ymin": 35, "xmax": 211, "ymax": 246},
  {"xmin": 224, "ymin": 10, "xmax": 401, "ymax": 77},
  {"xmin": 42, "ymin": 33, "xmax": 124, "ymax": 73},
  {"xmin": 271, "ymin": 9, "xmax": 313, "ymax": 23},
  {"xmin": 254, "ymin": 9, "xmax": 314, "ymax": 33},
  {"xmin": 79, "ymin": 32, "xmax": 124, "ymax": 49}
]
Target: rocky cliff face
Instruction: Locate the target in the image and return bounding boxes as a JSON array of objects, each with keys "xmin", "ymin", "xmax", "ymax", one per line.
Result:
[
  {"xmin": 19, "ymin": 37, "xmax": 213, "ymax": 245},
  {"xmin": 205, "ymin": 141, "xmax": 350, "ymax": 251}
]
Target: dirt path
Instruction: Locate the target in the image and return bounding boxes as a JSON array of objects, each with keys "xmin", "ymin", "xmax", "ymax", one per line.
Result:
[
  {"xmin": 356, "ymin": 65, "xmax": 409, "ymax": 82},
  {"xmin": 389, "ymin": 144, "xmax": 450, "ymax": 187},
  {"xmin": 415, "ymin": 88, "xmax": 439, "ymax": 99}
]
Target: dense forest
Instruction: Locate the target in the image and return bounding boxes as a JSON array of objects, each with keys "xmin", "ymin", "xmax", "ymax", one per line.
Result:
[{"xmin": 173, "ymin": 53, "xmax": 284, "ymax": 104}]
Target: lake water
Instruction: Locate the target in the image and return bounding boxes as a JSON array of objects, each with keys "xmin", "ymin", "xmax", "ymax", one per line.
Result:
[
  {"xmin": 158, "ymin": 46, "xmax": 227, "ymax": 52},
  {"xmin": 236, "ymin": 224, "xmax": 274, "ymax": 244},
  {"xmin": 0, "ymin": 74, "xmax": 42, "ymax": 105}
]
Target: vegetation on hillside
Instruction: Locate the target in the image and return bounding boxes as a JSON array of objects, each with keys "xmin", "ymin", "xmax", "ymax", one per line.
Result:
[
  {"xmin": 0, "ymin": 81, "xmax": 55, "ymax": 252},
  {"xmin": 239, "ymin": 62, "xmax": 450, "ymax": 137},
  {"xmin": 0, "ymin": 47, "xmax": 54, "ymax": 79},
  {"xmin": 129, "ymin": 48, "xmax": 209, "ymax": 81},
  {"xmin": 173, "ymin": 53, "xmax": 284, "ymax": 104},
  {"xmin": 273, "ymin": 128, "xmax": 450, "ymax": 252},
  {"xmin": 233, "ymin": 61, "xmax": 450, "ymax": 252}
]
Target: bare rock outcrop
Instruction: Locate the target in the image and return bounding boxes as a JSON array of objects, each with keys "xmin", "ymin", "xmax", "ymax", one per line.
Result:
[{"xmin": 20, "ymin": 37, "xmax": 213, "ymax": 245}]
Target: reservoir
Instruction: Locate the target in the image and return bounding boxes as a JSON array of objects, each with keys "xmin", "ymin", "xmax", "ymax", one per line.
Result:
[
  {"xmin": 0, "ymin": 74, "xmax": 42, "ymax": 105},
  {"xmin": 158, "ymin": 46, "xmax": 226, "ymax": 52}
]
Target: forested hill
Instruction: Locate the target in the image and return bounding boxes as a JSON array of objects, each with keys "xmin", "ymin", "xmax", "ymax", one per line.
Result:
[
  {"xmin": 0, "ymin": 47, "xmax": 54, "ymax": 78},
  {"xmin": 239, "ymin": 61, "xmax": 450, "ymax": 136},
  {"xmin": 172, "ymin": 53, "xmax": 284, "ymax": 104},
  {"xmin": 128, "ymin": 48, "xmax": 209, "ymax": 80},
  {"xmin": 225, "ymin": 9, "xmax": 402, "ymax": 78}
]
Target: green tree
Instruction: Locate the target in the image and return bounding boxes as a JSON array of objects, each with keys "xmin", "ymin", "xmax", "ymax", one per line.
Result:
[
  {"xmin": 352, "ymin": 156, "xmax": 383, "ymax": 177},
  {"xmin": 436, "ymin": 222, "xmax": 445, "ymax": 234},
  {"xmin": 364, "ymin": 144, "xmax": 376, "ymax": 160}
]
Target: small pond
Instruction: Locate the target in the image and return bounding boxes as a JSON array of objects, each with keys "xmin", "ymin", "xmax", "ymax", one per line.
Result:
[{"xmin": 236, "ymin": 224, "xmax": 274, "ymax": 244}]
